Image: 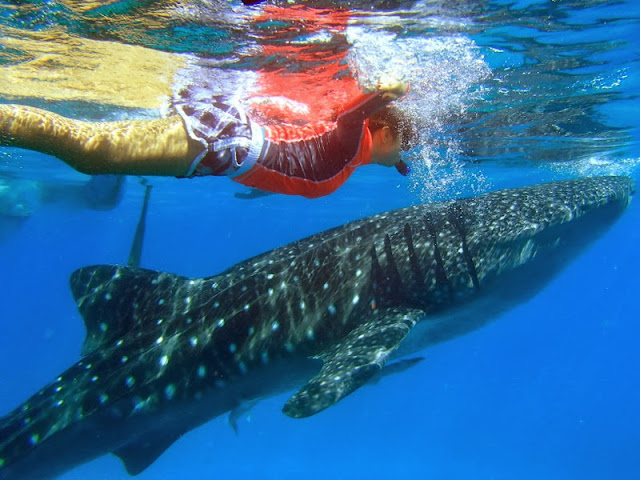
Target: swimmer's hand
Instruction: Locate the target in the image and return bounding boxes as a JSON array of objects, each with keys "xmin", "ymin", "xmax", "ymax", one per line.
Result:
[{"xmin": 377, "ymin": 78, "xmax": 409, "ymax": 101}]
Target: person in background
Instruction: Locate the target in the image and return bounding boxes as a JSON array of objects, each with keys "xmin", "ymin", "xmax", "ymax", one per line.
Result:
[{"xmin": 0, "ymin": 174, "xmax": 126, "ymax": 241}]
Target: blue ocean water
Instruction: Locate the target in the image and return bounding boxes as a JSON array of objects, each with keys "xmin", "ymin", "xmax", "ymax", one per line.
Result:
[{"xmin": 1, "ymin": 1, "xmax": 639, "ymax": 479}]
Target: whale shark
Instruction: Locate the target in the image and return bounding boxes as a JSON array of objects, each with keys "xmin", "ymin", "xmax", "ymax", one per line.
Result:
[{"xmin": 0, "ymin": 176, "xmax": 633, "ymax": 479}]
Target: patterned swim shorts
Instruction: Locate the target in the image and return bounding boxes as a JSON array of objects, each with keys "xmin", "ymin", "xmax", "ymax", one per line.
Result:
[{"xmin": 173, "ymin": 94, "xmax": 264, "ymax": 177}]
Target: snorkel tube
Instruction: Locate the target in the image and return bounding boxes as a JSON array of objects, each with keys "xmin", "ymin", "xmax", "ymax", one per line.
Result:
[{"xmin": 395, "ymin": 160, "xmax": 411, "ymax": 176}]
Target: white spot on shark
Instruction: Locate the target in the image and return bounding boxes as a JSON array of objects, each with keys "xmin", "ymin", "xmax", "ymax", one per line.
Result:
[
  {"xmin": 159, "ymin": 355, "xmax": 169, "ymax": 367},
  {"xmin": 133, "ymin": 397, "xmax": 148, "ymax": 412}
]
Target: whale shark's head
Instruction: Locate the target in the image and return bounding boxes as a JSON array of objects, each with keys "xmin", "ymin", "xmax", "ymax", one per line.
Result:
[
  {"xmin": 365, "ymin": 175, "xmax": 634, "ymax": 316},
  {"xmin": 460, "ymin": 175, "xmax": 634, "ymax": 285}
]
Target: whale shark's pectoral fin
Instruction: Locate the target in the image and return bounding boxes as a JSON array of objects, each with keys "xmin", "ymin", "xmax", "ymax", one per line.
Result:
[
  {"xmin": 113, "ymin": 430, "xmax": 183, "ymax": 476},
  {"xmin": 283, "ymin": 308, "xmax": 425, "ymax": 418}
]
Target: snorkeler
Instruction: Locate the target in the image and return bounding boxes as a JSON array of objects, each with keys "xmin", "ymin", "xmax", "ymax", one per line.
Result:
[{"xmin": 0, "ymin": 80, "xmax": 414, "ymax": 199}]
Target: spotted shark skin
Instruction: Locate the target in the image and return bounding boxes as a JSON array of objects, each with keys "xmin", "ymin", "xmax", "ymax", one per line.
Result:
[{"xmin": 0, "ymin": 176, "xmax": 634, "ymax": 479}]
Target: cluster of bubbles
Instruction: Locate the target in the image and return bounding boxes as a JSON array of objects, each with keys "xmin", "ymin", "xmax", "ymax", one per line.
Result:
[
  {"xmin": 346, "ymin": 28, "xmax": 492, "ymax": 202},
  {"xmin": 548, "ymin": 156, "xmax": 640, "ymax": 179}
]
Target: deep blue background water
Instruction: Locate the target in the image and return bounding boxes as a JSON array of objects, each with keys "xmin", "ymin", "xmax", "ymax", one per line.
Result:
[{"xmin": 1, "ymin": 0, "xmax": 640, "ymax": 479}]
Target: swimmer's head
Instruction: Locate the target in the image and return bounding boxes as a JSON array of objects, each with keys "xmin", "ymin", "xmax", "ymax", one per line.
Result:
[{"xmin": 369, "ymin": 105, "xmax": 418, "ymax": 174}]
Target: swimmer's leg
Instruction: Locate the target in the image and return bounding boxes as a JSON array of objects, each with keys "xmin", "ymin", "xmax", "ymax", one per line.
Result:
[{"xmin": 0, "ymin": 104, "xmax": 203, "ymax": 176}]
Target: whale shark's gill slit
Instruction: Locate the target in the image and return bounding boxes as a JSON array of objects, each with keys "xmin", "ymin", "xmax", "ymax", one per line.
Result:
[
  {"xmin": 403, "ymin": 224, "xmax": 423, "ymax": 287},
  {"xmin": 383, "ymin": 234, "xmax": 403, "ymax": 296},
  {"xmin": 424, "ymin": 213, "xmax": 450, "ymax": 298},
  {"xmin": 370, "ymin": 245, "xmax": 385, "ymax": 301},
  {"xmin": 447, "ymin": 205, "xmax": 480, "ymax": 290}
]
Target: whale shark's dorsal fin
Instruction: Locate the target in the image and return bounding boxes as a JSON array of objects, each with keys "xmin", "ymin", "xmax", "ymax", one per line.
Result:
[
  {"xmin": 69, "ymin": 265, "xmax": 190, "ymax": 356},
  {"xmin": 114, "ymin": 430, "xmax": 183, "ymax": 476},
  {"xmin": 283, "ymin": 308, "xmax": 425, "ymax": 418}
]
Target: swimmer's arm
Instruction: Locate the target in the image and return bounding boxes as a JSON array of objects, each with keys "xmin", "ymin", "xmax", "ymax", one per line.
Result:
[{"xmin": 336, "ymin": 80, "xmax": 409, "ymax": 138}]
